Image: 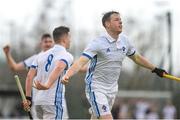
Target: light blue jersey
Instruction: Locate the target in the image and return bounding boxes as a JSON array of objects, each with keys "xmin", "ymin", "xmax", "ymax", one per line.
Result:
[
  {"xmin": 32, "ymin": 45, "xmax": 73, "ymax": 105},
  {"xmin": 83, "ymin": 32, "xmax": 135, "ymax": 93},
  {"xmin": 82, "ymin": 32, "xmax": 136, "ymax": 117},
  {"xmin": 31, "ymin": 45, "xmax": 73, "ymax": 119}
]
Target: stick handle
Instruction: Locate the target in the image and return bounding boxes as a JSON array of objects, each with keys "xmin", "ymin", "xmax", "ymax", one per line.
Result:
[
  {"xmin": 14, "ymin": 75, "xmax": 33, "ymax": 119},
  {"xmin": 163, "ymin": 74, "xmax": 180, "ymax": 82},
  {"xmin": 14, "ymin": 75, "xmax": 26, "ymax": 100}
]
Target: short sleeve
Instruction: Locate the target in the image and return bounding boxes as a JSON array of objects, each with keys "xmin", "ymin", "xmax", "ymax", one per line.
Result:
[
  {"xmin": 31, "ymin": 57, "xmax": 38, "ymax": 69},
  {"xmin": 23, "ymin": 55, "xmax": 37, "ymax": 69},
  {"xmin": 59, "ymin": 52, "xmax": 73, "ymax": 70},
  {"xmin": 126, "ymin": 38, "xmax": 136, "ymax": 56},
  {"xmin": 82, "ymin": 39, "xmax": 99, "ymax": 59}
]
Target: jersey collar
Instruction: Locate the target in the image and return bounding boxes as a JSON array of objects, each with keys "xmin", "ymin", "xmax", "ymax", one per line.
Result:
[
  {"xmin": 105, "ymin": 31, "xmax": 121, "ymax": 43},
  {"xmin": 54, "ymin": 44, "xmax": 66, "ymax": 51}
]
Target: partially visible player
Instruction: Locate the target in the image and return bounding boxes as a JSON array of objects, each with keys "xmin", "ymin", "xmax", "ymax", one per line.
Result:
[
  {"xmin": 61, "ymin": 11, "xmax": 167, "ymax": 119},
  {"xmin": 23, "ymin": 26, "xmax": 73, "ymax": 119},
  {"xmin": 3, "ymin": 33, "xmax": 54, "ymax": 71},
  {"xmin": 3, "ymin": 33, "xmax": 54, "ymax": 119}
]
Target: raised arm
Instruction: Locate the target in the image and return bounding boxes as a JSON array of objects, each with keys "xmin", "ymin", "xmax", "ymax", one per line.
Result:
[
  {"xmin": 3, "ymin": 45, "xmax": 25, "ymax": 71},
  {"xmin": 61, "ymin": 56, "xmax": 89, "ymax": 84},
  {"xmin": 129, "ymin": 53, "xmax": 167, "ymax": 77},
  {"xmin": 129, "ymin": 53, "xmax": 155, "ymax": 70}
]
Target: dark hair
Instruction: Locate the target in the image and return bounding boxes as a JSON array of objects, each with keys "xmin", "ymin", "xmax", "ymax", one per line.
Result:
[
  {"xmin": 53, "ymin": 26, "xmax": 70, "ymax": 43},
  {"xmin": 102, "ymin": 11, "xmax": 119, "ymax": 27},
  {"xmin": 41, "ymin": 33, "xmax": 51, "ymax": 40}
]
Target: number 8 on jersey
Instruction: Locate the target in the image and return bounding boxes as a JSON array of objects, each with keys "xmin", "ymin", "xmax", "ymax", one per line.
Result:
[{"xmin": 45, "ymin": 54, "xmax": 54, "ymax": 72}]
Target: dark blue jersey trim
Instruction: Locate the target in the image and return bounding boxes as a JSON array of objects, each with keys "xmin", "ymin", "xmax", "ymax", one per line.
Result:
[{"xmin": 82, "ymin": 53, "xmax": 92, "ymax": 59}]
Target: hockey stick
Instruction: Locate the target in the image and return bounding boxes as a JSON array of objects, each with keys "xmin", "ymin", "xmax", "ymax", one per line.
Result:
[
  {"xmin": 163, "ymin": 74, "xmax": 180, "ymax": 82},
  {"xmin": 14, "ymin": 75, "xmax": 33, "ymax": 119}
]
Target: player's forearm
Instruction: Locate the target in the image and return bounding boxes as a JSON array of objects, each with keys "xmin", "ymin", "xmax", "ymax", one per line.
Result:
[
  {"xmin": 25, "ymin": 75, "xmax": 33, "ymax": 97},
  {"xmin": 25, "ymin": 69, "xmax": 36, "ymax": 96},
  {"xmin": 133, "ymin": 54, "xmax": 155, "ymax": 70},
  {"xmin": 45, "ymin": 67, "xmax": 64, "ymax": 88},
  {"xmin": 5, "ymin": 53, "xmax": 17, "ymax": 70},
  {"xmin": 66, "ymin": 56, "xmax": 89, "ymax": 78},
  {"xmin": 5, "ymin": 53, "xmax": 24, "ymax": 71}
]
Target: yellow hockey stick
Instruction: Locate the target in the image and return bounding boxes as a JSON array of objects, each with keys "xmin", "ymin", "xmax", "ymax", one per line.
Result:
[{"xmin": 163, "ymin": 74, "xmax": 180, "ymax": 82}]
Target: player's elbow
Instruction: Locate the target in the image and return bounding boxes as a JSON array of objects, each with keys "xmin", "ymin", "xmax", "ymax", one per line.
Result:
[
  {"xmin": 10, "ymin": 66, "xmax": 18, "ymax": 72},
  {"xmin": 10, "ymin": 65, "xmax": 22, "ymax": 72}
]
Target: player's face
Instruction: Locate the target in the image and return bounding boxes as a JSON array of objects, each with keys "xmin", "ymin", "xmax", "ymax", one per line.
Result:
[
  {"xmin": 107, "ymin": 13, "xmax": 122, "ymax": 34},
  {"xmin": 41, "ymin": 37, "xmax": 54, "ymax": 51}
]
